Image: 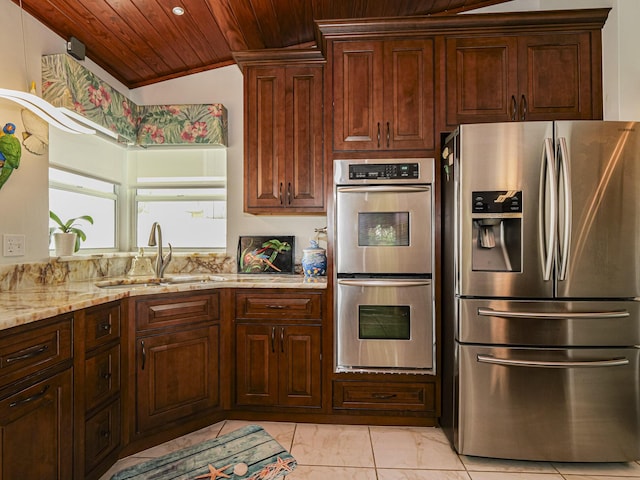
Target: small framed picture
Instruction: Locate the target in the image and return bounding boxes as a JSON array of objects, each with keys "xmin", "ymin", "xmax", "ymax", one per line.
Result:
[{"xmin": 237, "ymin": 236, "xmax": 295, "ymax": 274}]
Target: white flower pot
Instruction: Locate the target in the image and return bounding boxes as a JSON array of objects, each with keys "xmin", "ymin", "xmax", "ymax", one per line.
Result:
[{"xmin": 53, "ymin": 232, "xmax": 77, "ymax": 256}]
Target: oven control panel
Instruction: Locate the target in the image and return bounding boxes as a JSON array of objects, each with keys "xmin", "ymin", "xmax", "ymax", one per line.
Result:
[{"xmin": 349, "ymin": 163, "xmax": 419, "ymax": 180}]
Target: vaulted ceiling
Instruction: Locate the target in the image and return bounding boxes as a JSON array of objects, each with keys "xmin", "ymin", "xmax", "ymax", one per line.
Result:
[{"xmin": 14, "ymin": 0, "xmax": 512, "ymax": 89}]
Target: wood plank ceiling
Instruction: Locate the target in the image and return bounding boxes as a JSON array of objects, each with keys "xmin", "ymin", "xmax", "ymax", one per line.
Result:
[{"xmin": 14, "ymin": 0, "xmax": 512, "ymax": 89}]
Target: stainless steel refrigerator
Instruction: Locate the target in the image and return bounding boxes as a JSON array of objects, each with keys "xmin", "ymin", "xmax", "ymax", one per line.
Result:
[{"xmin": 441, "ymin": 121, "xmax": 640, "ymax": 462}]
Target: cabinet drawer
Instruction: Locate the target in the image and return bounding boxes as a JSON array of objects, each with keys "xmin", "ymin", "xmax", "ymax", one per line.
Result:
[
  {"xmin": 84, "ymin": 302, "xmax": 121, "ymax": 351},
  {"xmin": 84, "ymin": 398, "xmax": 121, "ymax": 475},
  {"xmin": 0, "ymin": 316, "xmax": 72, "ymax": 388},
  {"xmin": 84, "ymin": 344, "xmax": 121, "ymax": 412},
  {"xmin": 236, "ymin": 291, "xmax": 322, "ymax": 320},
  {"xmin": 333, "ymin": 381, "xmax": 435, "ymax": 412},
  {"xmin": 136, "ymin": 291, "xmax": 219, "ymax": 331}
]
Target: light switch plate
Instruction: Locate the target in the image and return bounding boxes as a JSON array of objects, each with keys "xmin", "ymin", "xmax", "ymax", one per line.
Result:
[{"xmin": 3, "ymin": 234, "xmax": 25, "ymax": 256}]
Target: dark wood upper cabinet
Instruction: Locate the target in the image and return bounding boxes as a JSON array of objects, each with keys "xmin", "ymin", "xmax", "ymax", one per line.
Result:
[
  {"xmin": 332, "ymin": 38, "xmax": 435, "ymax": 152},
  {"xmin": 236, "ymin": 49, "xmax": 325, "ymax": 214},
  {"xmin": 446, "ymin": 32, "xmax": 598, "ymax": 125}
]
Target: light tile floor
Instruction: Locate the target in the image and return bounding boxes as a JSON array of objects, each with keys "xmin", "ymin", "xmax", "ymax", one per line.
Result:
[{"xmin": 99, "ymin": 421, "xmax": 640, "ymax": 480}]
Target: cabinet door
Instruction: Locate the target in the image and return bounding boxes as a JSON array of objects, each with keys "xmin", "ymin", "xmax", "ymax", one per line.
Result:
[
  {"xmin": 235, "ymin": 324, "xmax": 279, "ymax": 406},
  {"xmin": 286, "ymin": 66, "xmax": 324, "ymax": 209},
  {"xmin": 136, "ymin": 325, "xmax": 219, "ymax": 433},
  {"xmin": 279, "ymin": 325, "xmax": 321, "ymax": 407},
  {"xmin": 0, "ymin": 368, "xmax": 73, "ymax": 480},
  {"xmin": 518, "ymin": 33, "xmax": 594, "ymax": 120},
  {"xmin": 332, "ymin": 40, "xmax": 384, "ymax": 151},
  {"xmin": 446, "ymin": 36, "xmax": 519, "ymax": 126},
  {"xmin": 384, "ymin": 39, "xmax": 435, "ymax": 151},
  {"xmin": 245, "ymin": 66, "xmax": 287, "ymax": 209}
]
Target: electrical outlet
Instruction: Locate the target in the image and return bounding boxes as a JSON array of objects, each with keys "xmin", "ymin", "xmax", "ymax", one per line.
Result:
[{"xmin": 3, "ymin": 234, "xmax": 25, "ymax": 257}]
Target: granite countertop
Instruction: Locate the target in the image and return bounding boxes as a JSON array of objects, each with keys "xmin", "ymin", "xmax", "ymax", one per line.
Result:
[{"xmin": 0, "ymin": 273, "xmax": 327, "ymax": 332}]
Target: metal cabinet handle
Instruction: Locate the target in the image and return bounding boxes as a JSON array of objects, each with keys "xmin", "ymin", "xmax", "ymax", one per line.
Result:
[
  {"xmin": 9, "ymin": 384, "xmax": 50, "ymax": 408},
  {"xmin": 510, "ymin": 95, "xmax": 517, "ymax": 120},
  {"xmin": 478, "ymin": 354, "xmax": 629, "ymax": 369},
  {"xmin": 270, "ymin": 327, "xmax": 276, "ymax": 353},
  {"xmin": 279, "ymin": 182, "xmax": 283, "ymax": 205},
  {"xmin": 100, "ymin": 429, "xmax": 111, "ymax": 439},
  {"xmin": 372, "ymin": 393, "xmax": 397, "ymax": 399},
  {"xmin": 377, "ymin": 122, "xmax": 380, "ymax": 148},
  {"xmin": 280, "ymin": 327, "xmax": 285, "ymax": 353},
  {"xmin": 266, "ymin": 304, "xmax": 286, "ymax": 309},
  {"xmin": 141, "ymin": 340, "xmax": 146, "ymax": 370},
  {"xmin": 520, "ymin": 94, "xmax": 527, "ymax": 120},
  {"xmin": 99, "ymin": 322, "xmax": 111, "ymax": 332},
  {"xmin": 477, "ymin": 307, "xmax": 630, "ymax": 320},
  {"xmin": 287, "ymin": 182, "xmax": 291, "ymax": 205},
  {"xmin": 101, "ymin": 371, "xmax": 112, "ymax": 380},
  {"xmin": 386, "ymin": 121, "xmax": 390, "ymax": 148},
  {"xmin": 6, "ymin": 344, "xmax": 49, "ymax": 364}
]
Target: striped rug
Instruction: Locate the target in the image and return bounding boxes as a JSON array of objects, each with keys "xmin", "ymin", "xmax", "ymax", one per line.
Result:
[{"xmin": 111, "ymin": 424, "xmax": 296, "ymax": 480}]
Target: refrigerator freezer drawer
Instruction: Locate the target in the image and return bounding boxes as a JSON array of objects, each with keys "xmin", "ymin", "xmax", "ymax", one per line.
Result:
[
  {"xmin": 457, "ymin": 345, "xmax": 640, "ymax": 462},
  {"xmin": 459, "ymin": 298, "xmax": 640, "ymax": 346}
]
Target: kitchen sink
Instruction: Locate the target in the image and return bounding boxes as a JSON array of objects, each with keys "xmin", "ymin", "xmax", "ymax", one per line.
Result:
[{"xmin": 95, "ymin": 274, "xmax": 226, "ymax": 289}]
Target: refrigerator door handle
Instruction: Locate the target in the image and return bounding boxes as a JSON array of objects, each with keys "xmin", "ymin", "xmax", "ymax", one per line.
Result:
[
  {"xmin": 539, "ymin": 137, "xmax": 557, "ymax": 281},
  {"xmin": 477, "ymin": 354, "xmax": 630, "ymax": 369},
  {"xmin": 478, "ymin": 307, "xmax": 630, "ymax": 319},
  {"xmin": 557, "ymin": 136, "xmax": 572, "ymax": 281}
]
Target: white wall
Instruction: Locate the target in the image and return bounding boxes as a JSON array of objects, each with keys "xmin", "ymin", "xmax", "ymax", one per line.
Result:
[
  {"xmin": 0, "ymin": 0, "xmax": 638, "ymax": 264},
  {"xmin": 130, "ymin": 66, "xmax": 327, "ymax": 263}
]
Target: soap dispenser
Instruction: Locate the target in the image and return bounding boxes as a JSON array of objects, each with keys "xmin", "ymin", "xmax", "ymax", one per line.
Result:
[{"xmin": 127, "ymin": 248, "xmax": 155, "ymax": 277}]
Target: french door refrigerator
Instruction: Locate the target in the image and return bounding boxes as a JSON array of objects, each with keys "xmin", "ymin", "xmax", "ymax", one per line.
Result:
[{"xmin": 441, "ymin": 121, "xmax": 640, "ymax": 462}]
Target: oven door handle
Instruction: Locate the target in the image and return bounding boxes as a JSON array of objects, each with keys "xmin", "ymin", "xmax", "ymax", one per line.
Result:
[
  {"xmin": 338, "ymin": 279, "xmax": 431, "ymax": 288},
  {"xmin": 477, "ymin": 307, "xmax": 630, "ymax": 319},
  {"xmin": 336, "ymin": 186, "xmax": 430, "ymax": 194},
  {"xmin": 477, "ymin": 354, "xmax": 630, "ymax": 369}
]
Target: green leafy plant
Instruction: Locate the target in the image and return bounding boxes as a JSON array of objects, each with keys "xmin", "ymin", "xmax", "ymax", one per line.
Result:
[{"xmin": 49, "ymin": 211, "xmax": 94, "ymax": 252}]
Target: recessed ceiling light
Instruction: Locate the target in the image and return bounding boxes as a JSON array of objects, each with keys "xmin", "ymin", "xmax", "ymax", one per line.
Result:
[{"xmin": 172, "ymin": 6, "xmax": 185, "ymax": 16}]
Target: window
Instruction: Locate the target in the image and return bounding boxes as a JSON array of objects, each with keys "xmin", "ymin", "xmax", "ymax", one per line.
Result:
[
  {"xmin": 131, "ymin": 148, "xmax": 227, "ymax": 250},
  {"xmin": 49, "ymin": 168, "xmax": 118, "ymax": 250}
]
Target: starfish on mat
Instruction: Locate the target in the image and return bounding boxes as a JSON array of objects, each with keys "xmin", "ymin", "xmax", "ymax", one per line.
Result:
[{"xmin": 194, "ymin": 463, "xmax": 232, "ymax": 479}]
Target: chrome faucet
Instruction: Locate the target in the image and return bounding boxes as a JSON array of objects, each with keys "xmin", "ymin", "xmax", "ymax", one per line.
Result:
[{"xmin": 147, "ymin": 222, "xmax": 172, "ymax": 279}]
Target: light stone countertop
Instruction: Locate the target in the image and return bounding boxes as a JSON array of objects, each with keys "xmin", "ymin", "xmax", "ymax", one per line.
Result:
[{"xmin": 0, "ymin": 273, "xmax": 327, "ymax": 332}]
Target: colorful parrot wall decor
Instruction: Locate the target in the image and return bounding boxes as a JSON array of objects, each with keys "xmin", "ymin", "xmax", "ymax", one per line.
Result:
[{"xmin": 0, "ymin": 122, "xmax": 22, "ymax": 190}]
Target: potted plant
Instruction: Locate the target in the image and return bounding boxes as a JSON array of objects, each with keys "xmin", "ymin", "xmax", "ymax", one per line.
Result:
[{"xmin": 49, "ymin": 211, "xmax": 94, "ymax": 256}]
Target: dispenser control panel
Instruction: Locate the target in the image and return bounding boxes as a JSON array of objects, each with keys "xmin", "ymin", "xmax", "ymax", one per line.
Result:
[
  {"xmin": 473, "ymin": 191, "xmax": 522, "ymax": 213},
  {"xmin": 348, "ymin": 162, "xmax": 419, "ymax": 180}
]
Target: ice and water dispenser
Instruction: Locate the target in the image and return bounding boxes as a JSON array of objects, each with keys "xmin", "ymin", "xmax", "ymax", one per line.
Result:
[{"xmin": 471, "ymin": 190, "xmax": 522, "ymax": 272}]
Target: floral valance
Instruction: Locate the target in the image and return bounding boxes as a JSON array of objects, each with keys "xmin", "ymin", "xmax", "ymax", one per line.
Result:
[{"xmin": 42, "ymin": 54, "xmax": 227, "ymax": 147}]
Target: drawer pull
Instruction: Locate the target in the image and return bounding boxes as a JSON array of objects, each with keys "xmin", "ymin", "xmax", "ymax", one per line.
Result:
[
  {"xmin": 99, "ymin": 322, "xmax": 111, "ymax": 331},
  {"xmin": 6, "ymin": 344, "xmax": 49, "ymax": 364},
  {"xmin": 101, "ymin": 372, "xmax": 112, "ymax": 380},
  {"xmin": 100, "ymin": 429, "xmax": 111, "ymax": 438},
  {"xmin": 371, "ymin": 393, "xmax": 397, "ymax": 400},
  {"xmin": 266, "ymin": 305, "xmax": 286, "ymax": 309},
  {"xmin": 9, "ymin": 384, "xmax": 50, "ymax": 408}
]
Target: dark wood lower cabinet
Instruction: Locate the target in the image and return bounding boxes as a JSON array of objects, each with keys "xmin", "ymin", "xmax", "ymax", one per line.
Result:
[
  {"xmin": 0, "ymin": 367, "xmax": 73, "ymax": 480},
  {"xmin": 136, "ymin": 325, "xmax": 220, "ymax": 433},
  {"xmin": 235, "ymin": 323, "xmax": 321, "ymax": 408}
]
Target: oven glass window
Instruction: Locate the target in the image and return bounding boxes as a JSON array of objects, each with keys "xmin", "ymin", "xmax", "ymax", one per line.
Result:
[
  {"xmin": 358, "ymin": 306, "xmax": 410, "ymax": 340},
  {"xmin": 358, "ymin": 212, "xmax": 409, "ymax": 246}
]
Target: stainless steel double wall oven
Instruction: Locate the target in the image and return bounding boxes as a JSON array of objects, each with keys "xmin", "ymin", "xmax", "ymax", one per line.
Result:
[{"xmin": 334, "ymin": 158, "xmax": 435, "ymax": 374}]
